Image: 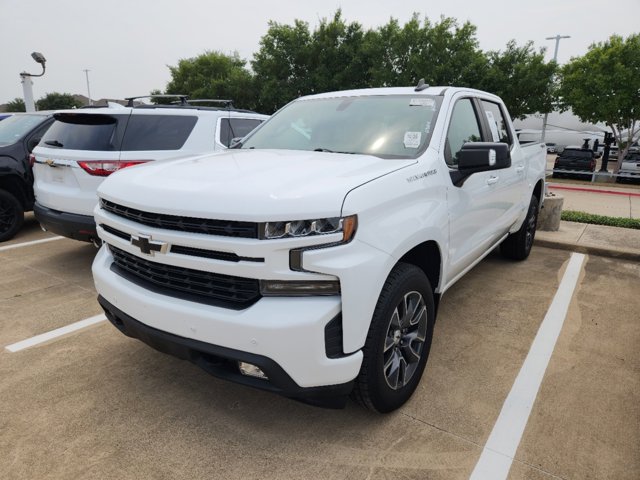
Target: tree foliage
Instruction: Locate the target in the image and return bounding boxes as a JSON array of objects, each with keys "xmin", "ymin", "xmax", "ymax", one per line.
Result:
[
  {"xmin": 479, "ymin": 41, "xmax": 557, "ymax": 119},
  {"xmin": 559, "ymin": 34, "xmax": 640, "ymax": 169},
  {"xmin": 365, "ymin": 15, "xmax": 487, "ymax": 88},
  {"xmin": 36, "ymin": 92, "xmax": 83, "ymax": 110},
  {"xmin": 155, "ymin": 11, "xmax": 560, "ymax": 119},
  {"xmin": 4, "ymin": 98, "xmax": 26, "ymax": 112},
  {"xmin": 162, "ymin": 51, "xmax": 257, "ymax": 110},
  {"xmin": 251, "ymin": 19, "xmax": 314, "ymax": 113}
]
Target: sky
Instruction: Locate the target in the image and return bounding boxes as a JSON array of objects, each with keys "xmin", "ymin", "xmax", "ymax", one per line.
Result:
[{"xmin": 1, "ymin": 0, "xmax": 638, "ymax": 105}]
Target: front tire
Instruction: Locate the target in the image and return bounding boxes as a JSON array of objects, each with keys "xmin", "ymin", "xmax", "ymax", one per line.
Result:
[
  {"xmin": 500, "ymin": 194, "xmax": 539, "ymax": 260},
  {"xmin": 0, "ymin": 190, "xmax": 24, "ymax": 243},
  {"xmin": 352, "ymin": 263, "xmax": 435, "ymax": 413}
]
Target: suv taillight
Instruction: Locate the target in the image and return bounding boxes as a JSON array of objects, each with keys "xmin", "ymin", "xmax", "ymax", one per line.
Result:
[
  {"xmin": 29, "ymin": 154, "xmax": 36, "ymax": 167},
  {"xmin": 77, "ymin": 160, "xmax": 149, "ymax": 177}
]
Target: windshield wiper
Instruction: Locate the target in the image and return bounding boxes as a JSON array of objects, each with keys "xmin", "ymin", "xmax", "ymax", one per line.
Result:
[
  {"xmin": 313, "ymin": 148, "xmax": 356, "ymax": 154},
  {"xmin": 45, "ymin": 140, "xmax": 63, "ymax": 147}
]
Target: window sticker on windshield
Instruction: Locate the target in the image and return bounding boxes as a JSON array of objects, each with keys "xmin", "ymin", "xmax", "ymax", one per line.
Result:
[
  {"xmin": 404, "ymin": 131, "xmax": 422, "ymax": 148},
  {"xmin": 425, "ymin": 121, "xmax": 431, "ymax": 134},
  {"xmin": 410, "ymin": 98, "xmax": 435, "ymax": 108}
]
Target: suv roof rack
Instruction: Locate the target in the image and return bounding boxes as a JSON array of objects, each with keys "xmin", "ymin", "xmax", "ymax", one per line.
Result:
[
  {"xmin": 182, "ymin": 99, "xmax": 234, "ymax": 107},
  {"xmin": 125, "ymin": 94, "xmax": 189, "ymax": 107}
]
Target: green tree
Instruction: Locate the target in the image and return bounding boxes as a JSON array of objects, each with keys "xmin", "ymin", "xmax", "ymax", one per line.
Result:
[
  {"xmin": 365, "ymin": 15, "xmax": 488, "ymax": 88},
  {"xmin": 479, "ymin": 40, "xmax": 557, "ymax": 119},
  {"xmin": 559, "ymin": 34, "xmax": 640, "ymax": 172},
  {"xmin": 252, "ymin": 19, "xmax": 314, "ymax": 112},
  {"xmin": 36, "ymin": 92, "xmax": 83, "ymax": 110},
  {"xmin": 159, "ymin": 51, "xmax": 257, "ymax": 110},
  {"xmin": 4, "ymin": 98, "xmax": 26, "ymax": 112},
  {"xmin": 306, "ymin": 11, "xmax": 371, "ymax": 93}
]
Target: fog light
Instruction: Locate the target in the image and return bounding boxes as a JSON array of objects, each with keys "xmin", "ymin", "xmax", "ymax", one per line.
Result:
[{"xmin": 238, "ymin": 362, "xmax": 268, "ymax": 380}]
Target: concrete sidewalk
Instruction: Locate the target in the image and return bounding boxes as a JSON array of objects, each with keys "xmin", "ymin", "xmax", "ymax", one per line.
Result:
[
  {"xmin": 535, "ymin": 220, "xmax": 640, "ymax": 261},
  {"xmin": 547, "ymin": 182, "xmax": 640, "ymax": 219},
  {"xmin": 533, "ymin": 181, "xmax": 640, "ymax": 261}
]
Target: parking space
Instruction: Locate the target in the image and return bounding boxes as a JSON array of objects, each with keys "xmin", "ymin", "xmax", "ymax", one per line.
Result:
[{"xmin": 1, "ymin": 239, "xmax": 638, "ymax": 479}]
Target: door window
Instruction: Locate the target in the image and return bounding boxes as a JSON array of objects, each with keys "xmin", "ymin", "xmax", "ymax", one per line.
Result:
[
  {"xmin": 445, "ymin": 99, "xmax": 482, "ymax": 167},
  {"xmin": 481, "ymin": 100, "xmax": 511, "ymax": 145}
]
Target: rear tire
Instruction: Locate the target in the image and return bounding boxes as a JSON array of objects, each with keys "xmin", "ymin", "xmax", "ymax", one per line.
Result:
[
  {"xmin": 352, "ymin": 263, "xmax": 435, "ymax": 413},
  {"xmin": 0, "ymin": 190, "xmax": 24, "ymax": 243},
  {"xmin": 500, "ymin": 194, "xmax": 539, "ymax": 261}
]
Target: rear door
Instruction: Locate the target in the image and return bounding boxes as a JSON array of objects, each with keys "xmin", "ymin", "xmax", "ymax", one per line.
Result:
[{"xmin": 33, "ymin": 112, "xmax": 129, "ymax": 216}]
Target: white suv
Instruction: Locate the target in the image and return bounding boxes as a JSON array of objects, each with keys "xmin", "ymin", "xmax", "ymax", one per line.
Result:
[{"xmin": 32, "ymin": 101, "xmax": 267, "ymax": 243}]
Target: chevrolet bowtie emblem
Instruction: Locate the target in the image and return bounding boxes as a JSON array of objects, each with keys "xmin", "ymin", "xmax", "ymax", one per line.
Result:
[
  {"xmin": 45, "ymin": 159, "xmax": 54, "ymax": 166},
  {"xmin": 130, "ymin": 234, "xmax": 168, "ymax": 256}
]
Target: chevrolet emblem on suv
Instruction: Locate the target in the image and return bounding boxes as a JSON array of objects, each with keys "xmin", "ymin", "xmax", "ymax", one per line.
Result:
[{"xmin": 130, "ymin": 234, "xmax": 168, "ymax": 256}]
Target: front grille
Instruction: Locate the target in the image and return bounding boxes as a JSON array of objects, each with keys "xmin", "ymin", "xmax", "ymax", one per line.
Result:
[
  {"xmin": 101, "ymin": 199, "xmax": 258, "ymax": 238},
  {"xmin": 109, "ymin": 245, "xmax": 261, "ymax": 310},
  {"xmin": 99, "ymin": 224, "xmax": 264, "ymax": 263}
]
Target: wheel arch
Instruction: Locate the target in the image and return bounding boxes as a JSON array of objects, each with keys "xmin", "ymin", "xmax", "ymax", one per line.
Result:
[
  {"xmin": 397, "ymin": 240, "xmax": 442, "ymax": 295},
  {"xmin": 533, "ymin": 179, "xmax": 543, "ymax": 207},
  {"xmin": 0, "ymin": 174, "xmax": 31, "ymax": 209}
]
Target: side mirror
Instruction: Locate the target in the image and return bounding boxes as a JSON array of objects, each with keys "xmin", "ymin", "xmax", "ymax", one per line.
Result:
[
  {"xmin": 450, "ymin": 142, "xmax": 511, "ymax": 187},
  {"xmin": 458, "ymin": 142, "xmax": 511, "ymax": 170}
]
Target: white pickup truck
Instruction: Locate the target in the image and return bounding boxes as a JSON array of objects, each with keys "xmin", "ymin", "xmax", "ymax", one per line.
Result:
[{"xmin": 92, "ymin": 85, "xmax": 546, "ymax": 412}]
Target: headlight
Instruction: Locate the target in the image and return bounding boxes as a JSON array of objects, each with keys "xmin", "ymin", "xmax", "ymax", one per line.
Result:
[{"xmin": 262, "ymin": 215, "xmax": 357, "ymax": 241}]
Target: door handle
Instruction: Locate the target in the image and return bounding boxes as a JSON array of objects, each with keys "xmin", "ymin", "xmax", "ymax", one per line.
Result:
[
  {"xmin": 486, "ymin": 176, "xmax": 499, "ymax": 185},
  {"xmin": 515, "ymin": 165, "xmax": 525, "ymax": 174}
]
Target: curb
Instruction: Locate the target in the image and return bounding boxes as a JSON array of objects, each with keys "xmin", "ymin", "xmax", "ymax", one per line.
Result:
[
  {"xmin": 548, "ymin": 184, "xmax": 640, "ymax": 198},
  {"xmin": 534, "ymin": 237, "xmax": 640, "ymax": 262}
]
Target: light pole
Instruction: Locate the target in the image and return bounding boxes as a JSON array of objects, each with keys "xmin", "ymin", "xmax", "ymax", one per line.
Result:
[
  {"xmin": 20, "ymin": 52, "xmax": 46, "ymax": 112},
  {"xmin": 541, "ymin": 35, "xmax": 570, "ymax": 142},
  {"xmin": 83, "ymin": 69, "xmax": 92, "ymax": 106}
]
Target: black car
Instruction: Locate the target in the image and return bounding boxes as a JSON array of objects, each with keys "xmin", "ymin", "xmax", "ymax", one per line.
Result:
[
  {"xmin": 0, "ymin": 113, "xmax": 54, "ymax": 241},
  {"xmin": 552, "ymin": 147, "xmax": 596, "ymax": 180}
]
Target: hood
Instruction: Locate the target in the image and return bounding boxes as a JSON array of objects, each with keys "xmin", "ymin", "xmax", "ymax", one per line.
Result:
[{"xmin": 98, "ymin": 149, "xmax": 414, "ymax": 221}]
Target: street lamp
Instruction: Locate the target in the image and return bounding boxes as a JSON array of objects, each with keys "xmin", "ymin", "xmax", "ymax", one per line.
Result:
[
  {"xmin": 20, "ymin": 52, "xmax": 47, "ymax": 112},
  {"xmin": 83, "ymin": 69, "xmax": 92, "ymax": 106},
  {"xmin": 540, "ymin": 35, "xmax": 570, "ymax": 142}
]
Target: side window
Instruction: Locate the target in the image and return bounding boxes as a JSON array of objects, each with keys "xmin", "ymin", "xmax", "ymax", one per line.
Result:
[
  {"xmin": 219, "ymin": 118, "xmax": 264, "ymax": 147},
  {"xmin": 121, "ymin": 115, "xmax": 197, "ymax": 151},
  {"xmin": 481, "ymin": 100, "xmax": 511, "ymax": 145},
  {"xmin": 445, "ymin": 98, "xmax": 482, "ymax": 167}
]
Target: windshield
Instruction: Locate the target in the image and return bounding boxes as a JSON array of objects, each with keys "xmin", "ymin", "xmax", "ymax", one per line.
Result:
[
  {"xmin": 242, "ymin": 95, "xmax": 441, "ymax": 159},
  {"xmin": 0, "ymin": 114, "xmax": 47, "ymax": 146}
]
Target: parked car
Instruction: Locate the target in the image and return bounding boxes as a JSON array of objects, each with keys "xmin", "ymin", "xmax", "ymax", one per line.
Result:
[
  {"xmin": 92, "ymin": 85, "xmax": 546, "ymax": 412},
  {"xmin": 552, "ymin": 147, "xmax": 596, "ymax": 180},
  {"xmin": 545, "ymin": 142, "xmax": 557, "ymax": 153},
  {"xmin": 616, "ymin": 151, "xmax": 640, "ymax": 184},
  {"xmin": 0, "ymin": 112, "xmax": 54, "ymax": 242},
  {"xmin": 33, "ymin": 100, "xmax": 268, "ymax": 244}
]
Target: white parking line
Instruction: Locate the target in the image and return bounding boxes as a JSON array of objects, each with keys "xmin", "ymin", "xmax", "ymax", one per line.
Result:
[
  {"xmin": 5, "ymin": 314, "xmax": 107, "ymax": 353},
  {"xmin": 0, "ymin": 236, "xmax": 63, "ymax": 252},
  {"xmin": 469, "ymin": 252, "xmax": 586, "ymax": 480}
]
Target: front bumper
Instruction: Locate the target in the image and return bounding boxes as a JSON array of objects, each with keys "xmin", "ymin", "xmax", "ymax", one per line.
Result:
[
  {"xmin": 98, "ymin": 296, "xmax": 354, "ymax": 407},
  {"xmin": 34, "ymin": 201, "xmax": 97, "ymax": 242},
  {"xmin": 92, "ymin": 246, "xmax": 363, "ymax": 401}
]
